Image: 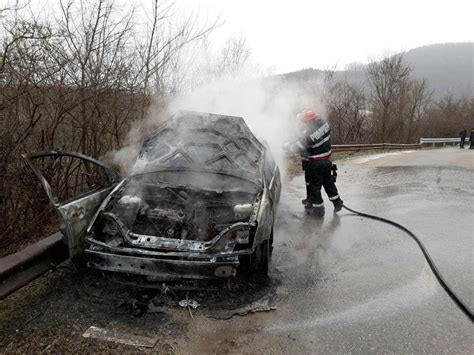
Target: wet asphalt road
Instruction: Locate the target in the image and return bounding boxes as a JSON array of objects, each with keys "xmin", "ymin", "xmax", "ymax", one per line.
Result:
[{"xmin": 175, "ymin": 148, "xmax": 473, "ymax": 353}]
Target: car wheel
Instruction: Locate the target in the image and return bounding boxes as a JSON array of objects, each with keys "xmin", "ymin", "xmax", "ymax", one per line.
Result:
[
  {"xmin": 269, "ymin": 228, "xmax": 274, "ymax": 262},
  {"xmin": 238, "ymin": 254, "xmax": 252, "ymax": 277},
  {"xmin": 238, "ymin": 239, "xmax": 270, "ymax": 277},
  {"xmin": 72, "ymin": 254, "xmax": 87, "ymax": 272},
  {"xmin": 255, "ymin": 239, "xmax": 269, "ymax": 276}
]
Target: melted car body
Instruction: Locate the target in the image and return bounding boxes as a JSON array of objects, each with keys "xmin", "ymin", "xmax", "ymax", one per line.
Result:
[{"xmin": 25, "ymin": 111, "xmax": 281, "ymax": 282}]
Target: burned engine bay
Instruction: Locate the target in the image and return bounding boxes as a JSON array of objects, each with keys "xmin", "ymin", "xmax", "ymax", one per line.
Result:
[{"xmin": 89, "ymin": 176, "xmax": 261, "ymax": 253}]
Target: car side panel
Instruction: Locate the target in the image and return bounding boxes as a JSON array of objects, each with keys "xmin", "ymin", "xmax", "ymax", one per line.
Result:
[{"xmin": 58, "ymin": 188, "xmax": 114, "ymax": 257}]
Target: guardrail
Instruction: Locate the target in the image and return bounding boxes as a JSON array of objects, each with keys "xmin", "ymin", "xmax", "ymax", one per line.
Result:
[
  {"xmin": 332, "ymin": 143, "xmax": 423, "ymax": 152},
  {"xmin": 332, "ymin": 139, "xmax": 472, "ymax": 151},
  {"xmin": 420, "ymin": 137, "xmax": 470, "ymax": 147},
  {"xmin": 0, "ymin": 232, "xmax": 68, "ymax": 300}
]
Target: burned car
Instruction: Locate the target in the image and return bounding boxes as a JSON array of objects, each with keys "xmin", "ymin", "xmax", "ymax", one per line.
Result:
[{"xmin": 25, "ymin": 111, "xmax": 281, "ymax": 282}]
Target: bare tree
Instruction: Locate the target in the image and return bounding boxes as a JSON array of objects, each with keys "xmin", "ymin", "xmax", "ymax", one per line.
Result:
[
  {"xmin": 214, "ymin": 35, "xmax": 251, "ymax": 77},
  {"xmin": 327, "ymin": 81, "xmax": 368, "ymax": 143},
  {"xmin": 138, "ymin": 0, "xmax": 220, "ymax": 96},
  {"xmin": 403, "ymin": 79, "xmax": 431, "ymax": 143},
  {"xmin": 367, "ymin": 54, "xmax": 411, "ymax": 142},
  {"xmin": 327, "ymin": 57, "xmax": 431, "ymax": 144},
  {"xmin": 0, "ymin": 0, "xmax": 220, "ymax": 254}
]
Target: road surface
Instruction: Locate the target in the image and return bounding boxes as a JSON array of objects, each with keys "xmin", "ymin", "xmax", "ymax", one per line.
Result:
[{"xmin": 1, "ymin": 148, "xmax": 472, "ymax": 353}]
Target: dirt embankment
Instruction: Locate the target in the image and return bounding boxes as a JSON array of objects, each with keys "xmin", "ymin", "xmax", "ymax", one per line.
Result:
[{"xmin": 0, "ymin": 262, "xmax": 279, "ymax": 352}]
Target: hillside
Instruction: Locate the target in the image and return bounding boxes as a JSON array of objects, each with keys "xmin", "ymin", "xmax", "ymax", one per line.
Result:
[
  {"xmin": 275, "ymin": 43, "xmax": 474, "ymax": 97},
  {"xmin": 403, "ymin": 43, "xmax": 473, "ymax": 96}
]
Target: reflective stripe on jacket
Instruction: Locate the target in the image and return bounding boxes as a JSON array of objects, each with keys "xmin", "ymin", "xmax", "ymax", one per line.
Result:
[{"xmin": 291, "ymin": 119, "xmax": 332, "ymax": 161}]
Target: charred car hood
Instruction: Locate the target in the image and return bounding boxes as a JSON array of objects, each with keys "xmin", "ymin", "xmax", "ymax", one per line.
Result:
[{"xmin": 131, "ymin": 111, "xmax": 264, "ymax": 184}]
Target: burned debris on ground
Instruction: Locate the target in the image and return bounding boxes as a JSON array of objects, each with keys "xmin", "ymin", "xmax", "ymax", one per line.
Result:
[{"xmin": 77, "ymin": 268, "xmax": 279, "ymax": 319}]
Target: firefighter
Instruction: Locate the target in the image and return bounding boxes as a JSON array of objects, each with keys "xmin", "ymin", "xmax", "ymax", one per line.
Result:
[{"xmin": 284, "ymin": 108, "xmax": 343, "ymax": 217}]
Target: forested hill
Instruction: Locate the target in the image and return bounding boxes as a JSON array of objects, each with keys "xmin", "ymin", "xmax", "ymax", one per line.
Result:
[
  {"xmin": 276, "ymin": 42, "xmax": 473, "ymax": 97},
  {"xmin": 402, "ymin": 43, "xmax": 473, "ymax": 96}
]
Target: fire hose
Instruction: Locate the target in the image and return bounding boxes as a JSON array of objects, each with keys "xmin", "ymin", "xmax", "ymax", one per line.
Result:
[{"xmin": 342, "ymin": 204, "xmax": 473, "ymax": 322}]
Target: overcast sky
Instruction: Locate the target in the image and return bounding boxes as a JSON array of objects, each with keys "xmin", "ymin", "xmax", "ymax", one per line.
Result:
[{"xmin": 176, "ymin": 0, "xmax": 474, "ymax": 73}]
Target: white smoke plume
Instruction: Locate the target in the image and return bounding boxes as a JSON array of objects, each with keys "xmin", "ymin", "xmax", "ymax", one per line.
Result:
[{"xmin": 108, "ymin": 68, "xmax": 329, "ymax": 176}]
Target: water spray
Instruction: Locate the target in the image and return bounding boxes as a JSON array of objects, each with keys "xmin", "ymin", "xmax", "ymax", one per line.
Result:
[{"xmin": 341, "ymin": 204, "xmax": 474, "ymax": 322}]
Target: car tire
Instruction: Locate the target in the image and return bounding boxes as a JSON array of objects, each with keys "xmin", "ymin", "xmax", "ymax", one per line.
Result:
[
  {"xmin": 238, "ymin": 238, "xmax": 270, "ymax": 277},
  {"xmin": 238, "ymin": 253, "xmax": 252, "ymax": 277},
  {"xmin": 255, "ymin": 239, "xmax": 269, "ymax": 276},
  {"xmin": 269, "ymin": 228, "xmax": 274, "ymax": 262},
  {"xmin": 72, "ymin": 254, "xmax": 87, "ymax": 272}
]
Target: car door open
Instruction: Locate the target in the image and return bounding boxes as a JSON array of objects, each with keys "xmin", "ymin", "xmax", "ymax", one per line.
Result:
[{"xmin": 23, "ymin": 150, "xmax": 122, "ymax": 258}]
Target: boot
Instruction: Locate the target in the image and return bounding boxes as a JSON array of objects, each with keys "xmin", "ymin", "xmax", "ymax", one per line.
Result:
[
  {"xmin": 305, "ymin": 204, "xmax": 324, "ymax": 217},
  {"xmin": 312, "ymin": 205, "xmax": 325, "ymax": 217},
  {"xmin": 333, "ymin": 198, "xmax": 344, "ymax": 213},
  {"xmin": 302, "ymin": 199, "xmax": 312, "ymax": 208}
]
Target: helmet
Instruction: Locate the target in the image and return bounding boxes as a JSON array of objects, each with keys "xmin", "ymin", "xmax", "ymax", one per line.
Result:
[{"xmin": 296, "ymin": 108, "xmax": 320, "ymax": 122}]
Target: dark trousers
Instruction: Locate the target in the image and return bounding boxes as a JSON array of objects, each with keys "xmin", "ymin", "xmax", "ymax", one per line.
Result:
[
  {"xmin": 460, "ymin": 138, "xmax": 465, "ymax": 148},
  {"xmin": 304, "ymin": 165, "xmax": 340, "ymax": 206}
]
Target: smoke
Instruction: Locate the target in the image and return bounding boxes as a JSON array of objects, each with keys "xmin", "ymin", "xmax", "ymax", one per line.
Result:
[{"xmin": 108, "ymin": 68, "xmax": 329, "ymax": 176}]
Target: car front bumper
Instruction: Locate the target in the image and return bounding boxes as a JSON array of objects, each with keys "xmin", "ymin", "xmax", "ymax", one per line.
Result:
[{"xmin": 85, "ymin": 249, "xmax": 249, "ymax": 281}]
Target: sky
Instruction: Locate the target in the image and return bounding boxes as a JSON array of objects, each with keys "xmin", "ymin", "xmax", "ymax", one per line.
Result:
[
  {"xmin": 2, "ymin": 0, "xmax": 472, "ymax": 74},
  {"xmin": 175, "ymin": 0, "xmax": 474, "ymax": 73}
]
